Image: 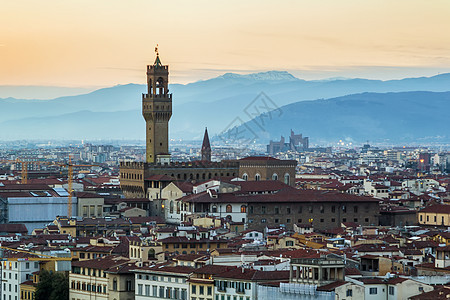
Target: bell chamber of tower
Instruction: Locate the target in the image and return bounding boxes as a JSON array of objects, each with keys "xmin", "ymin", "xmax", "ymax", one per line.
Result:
[{"xmin": 142, "ymin": 53, "xmax": 172, "ymax": 164}]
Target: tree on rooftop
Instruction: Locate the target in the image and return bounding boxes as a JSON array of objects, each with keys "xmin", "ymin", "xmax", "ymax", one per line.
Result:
[{"xmin": 35, "ymin": 270, "xmax": 69, "ymax": 300}]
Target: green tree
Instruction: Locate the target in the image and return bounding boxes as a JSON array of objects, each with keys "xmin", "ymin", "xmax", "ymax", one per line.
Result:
[{"xmin": 35, "ymin": 270, "xmax": 69, "ymax": 300}]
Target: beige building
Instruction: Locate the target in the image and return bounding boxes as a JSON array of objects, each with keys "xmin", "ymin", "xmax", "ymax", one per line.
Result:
[
  {"xmin": 418, "ymin": 204, "xmax": 450, "ymax": 227},
  {"xmin": 76, "ymin": 192, "xmax": 104, "ymax": 218},
  {"xmin": 69, "ymin": 256, "xmax": 134, "ymax": 300},
  {"xmin": 239, "ymin": 156, "xmax": 297, "ymax": 186},
  {"xmin": 129, "ymin": 240, "xmax": 165, "ymax": 263}
]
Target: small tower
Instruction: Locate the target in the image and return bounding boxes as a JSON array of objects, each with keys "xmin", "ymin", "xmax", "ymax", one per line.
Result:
[
  {"xmin": 201, "ymin": 127, "xmax": 211, "ymax": 162},
  {"xmin": 142, "ymin": 46, "xmax": 172, "ymax": 163}
]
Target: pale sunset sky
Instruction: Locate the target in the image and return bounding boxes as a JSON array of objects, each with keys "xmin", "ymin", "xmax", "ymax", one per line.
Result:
[{"xmin": 1, "ymin": 0, "xmax": 450, "ymax": 87}]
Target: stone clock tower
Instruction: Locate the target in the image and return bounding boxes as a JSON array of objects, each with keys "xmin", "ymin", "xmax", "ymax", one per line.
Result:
[{"xmin": 142, "ymin": 48, "xmax": 172, "ymax": 163}]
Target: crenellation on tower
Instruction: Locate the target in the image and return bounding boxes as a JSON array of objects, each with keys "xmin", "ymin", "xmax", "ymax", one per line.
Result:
[{"xmin": 142, "ymin": 51, "xmax": 172, "ymax": 164}]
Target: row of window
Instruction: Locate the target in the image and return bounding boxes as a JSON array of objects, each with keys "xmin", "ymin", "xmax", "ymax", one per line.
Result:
[
  {"xmin": 170, "ymin": 173, "xmax": 237, "ymax": 181},
  {"xmin": 215, "ymin": 295, "xmax": 249, "ymax": 300},
  {"xmin": 420, "ymin": 214, "xmax": 446, "ymax": 223},
  {"xmin": 165, "ymin": 243, "xmax": 222, "ymax": 250},
  {"xmin": 136, "ymin": 275, "xmax": 186, "ymax": 284},
  {"xmin": 258, "ymin": 217, "xmax": 370, "ymax": 224},
  {"xmin": 215, "ymin": 281, "xmax": 251, "ymax": 293},
  {"xmin": 3, "ymin": 283, "xmax": 17, "ymax": 293},
  {"xmin": 209, "ymin": 205, "xmax": 247, "ymax": 214},
  {"xmin": 70, "ymin": 281, "xmax": 107, "ymax": 294},
  {"xmin": 78, "ymin": 252, "xmax": 107, "ymax": 260},
  {"xmin": 2, "ymin": 272, "xmax": 18, "ymax": 280},
  {"xmin": 121, "ymin": 172, "xmax": 143, "ymax": 180},
  {"xmin": 191, "ymin": 285, "xmax": 212, "ymax": 295},
  {"xmin": 2, "ymin": 261, "xmax": 38, "ymax": 270},
  {"xmin": 21, "ymin": 290, "xmax": 34, "ymax": 300},
  {"xmin": 251, "ymin": 204, "xmax": 364, "ymax": 214},
  {"xmin": 242, "ymin": 173, "xmax": 290, "ymax": 184},
  {"xmin": 71, "ymin": 266, "xmax": 107, "ymax": 277},
  {"xmin": 136, "ymin": 284, "xmax": 187, "ymax": 299}
]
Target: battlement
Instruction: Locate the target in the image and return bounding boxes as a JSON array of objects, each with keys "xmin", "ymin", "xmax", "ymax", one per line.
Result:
[
  {"xmin": 120, "ymin": 160, "xmax": 239, "ymax": 170},
  {"xmin": 146, "ymin": 160, "xmax": 239, "ymax": 170},
  {"xmin": 120, "ymin": 161, "xmax": 147, "ymax": 169},
  {"xmin": 147, "ymin": 64, "xmax": 168, "ymax": 71},
  {"xmin": 142, "ymin": 93, "xmax": 172, "ymax": 100}
]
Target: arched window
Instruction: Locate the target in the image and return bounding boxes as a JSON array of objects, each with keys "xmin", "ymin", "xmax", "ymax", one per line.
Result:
[
  {"xmin": 170, "ymin": 201, "xmax": 174, "ymax": 214},
  {"xmin": 156, "ymin": 77, "xmax": 165, "ymax": 95},
  {"xmin": 243, "ymin": 173, "xmax": 248, "ymax": 181},
  {"xmin": 177, "ymin": 202, "xmax": 181, "ymax": 214},
  {"xmin": 255, "ymin": 173, "xmax": 261, "ymax": 181},
  {"xmin": 113, "ymin": 278, "xmax": 117, "ymax": 291},
  {"xmin": 226, "ymin": 205, "xmax": 232, "ymax": 213},
  {"xmin": 241, "ymin": 205, "xmax": 247, "ymax": 213},
  {"xmin": 284, "ymin": 173, "xmax": 290, "ymax": 185},
  {"xmin": 272, "ymin": 173, "xmax": 278, "ymax": 181}
]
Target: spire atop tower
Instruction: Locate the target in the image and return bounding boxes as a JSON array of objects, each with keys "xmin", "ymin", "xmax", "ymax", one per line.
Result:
[
  {"xmin": 201, "ymin": 127, "xmax": 212, "ymax": 162},
  {"xmin": 154, "ymin": 44, "xmax": 163, "ymax": 68}
]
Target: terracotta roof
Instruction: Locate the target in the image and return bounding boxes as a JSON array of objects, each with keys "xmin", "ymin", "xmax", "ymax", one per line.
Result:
[
  {"xmin": 182, "ymin": 188, "xmax": 379, "ymax": 204},
  {"xmin": 146, "ymin": 175, "xmax": 175, "ymax": 181},
  {"xmin": 409, "ymin": 286, "xmax": 450, "ymax": 300},
  {"xmin": 316, "ymin": 281, "xmax": 348, "ymax": 291},
  {"xmin": 215, "ymin": 268, "xmax": 290, "ymax": 281},
  {"xmin": 128, "ymin": 216, "xmax": 165, "ymax": 224},
  {"xmin": 233, "ymin": 180, "xmax": 295, "ymax": 193},
  {"xmin": 0, "ymin": 223, "xmax": 28, "ymax": 234},
  {"xmin": 345, "ymin": 268, "xmax": 361, "ymax": 275},
  {"xmin": 420, "ymin": 204, "xmax": 450, "ymax": 214},
  {"xmin": 72, "ymin": 255, "xmax": 129, "ymax": 270},
  {"xmin": 173, "ymin": 181, "xmax": 194, "ymax": 193},
  {"xmin": 133, "ymin": 265, "xmax": 194, "ymax": 275},
  {"xmin": 239, "ymin": 156, "xmax": 279, "ymax": 161},
  {"xmin": 358, "ymin": 277, "xmax": 408, "ymax": 285},
  {"xmin": 193, "ymin": 265, "xmax": 233, "ymax": 275},
  {"xmin": 174, "ymin": 253, "xmax": 207, "ymax": 262}
]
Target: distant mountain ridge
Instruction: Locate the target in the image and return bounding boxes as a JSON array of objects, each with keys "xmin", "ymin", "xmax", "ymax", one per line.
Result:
[
  {"xmin": 218, "ymin": 71, "xmax": 299, "ymax": 81},
  {"xmin": 218, "ymin": 91, "xmax": 450, "ymax": 144},
  {"xmin": 0, "ymin": 71, "xmax": 450, "ymax": 142}
]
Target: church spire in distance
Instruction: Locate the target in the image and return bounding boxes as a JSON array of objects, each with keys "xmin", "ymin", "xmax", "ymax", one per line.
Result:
[{"xmin": 201, "ymin": 127, "xmax": 211, "ymax": 162}]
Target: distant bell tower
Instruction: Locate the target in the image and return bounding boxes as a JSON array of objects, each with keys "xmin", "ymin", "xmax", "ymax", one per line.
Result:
[
  {"xmin": 201, "ymin": 127, "xmax": 211, "ymax": 162},
  {"xmin": 143, "ymin": 46, "xmax": 172, "ymax": 164}
]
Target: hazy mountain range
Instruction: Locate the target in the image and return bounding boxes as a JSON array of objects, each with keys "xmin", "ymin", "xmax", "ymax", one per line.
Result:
[{"xmin": 0, "ymin": 71, "xmax": 449, "ymax": 143}]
